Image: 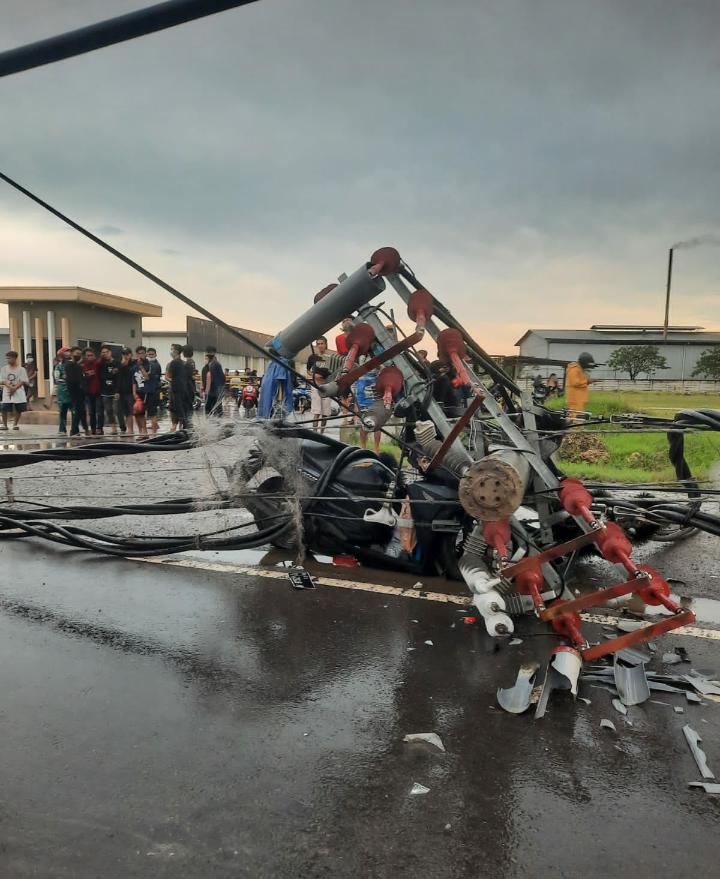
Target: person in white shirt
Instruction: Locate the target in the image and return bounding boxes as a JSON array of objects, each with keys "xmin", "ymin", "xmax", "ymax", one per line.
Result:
[{"xmin": 0, "ymin": 350, "xmax": 29, "ymax": 430}]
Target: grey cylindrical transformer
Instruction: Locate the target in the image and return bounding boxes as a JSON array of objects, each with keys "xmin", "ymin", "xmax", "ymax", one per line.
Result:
[{"xmin": 268, "ymin": 264, "xmax": 386, "ymax": 358}]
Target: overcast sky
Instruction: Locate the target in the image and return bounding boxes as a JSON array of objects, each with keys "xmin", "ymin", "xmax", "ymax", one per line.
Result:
[{"xmin": 1, "ymin": 0, "xmax": 719, "ymax": 352}]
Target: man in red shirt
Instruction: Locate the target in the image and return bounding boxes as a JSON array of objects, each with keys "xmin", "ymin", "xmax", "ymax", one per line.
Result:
[
  {"xmin": 81, "ymin": 347, "xmax": 104, "ymax": 435},
  {"xmin": 334, "ymin": 317, "xmax": 353, "ymax": 356}
]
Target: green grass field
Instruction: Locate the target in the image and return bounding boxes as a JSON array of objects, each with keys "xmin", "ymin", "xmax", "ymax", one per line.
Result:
[
  {"xmin": 547, "ymin": 391, "xmax": 720, "ymax": 482},
  {"xmin": 369, "ymin": 391, "xmax": 720, "ymax": 483}
]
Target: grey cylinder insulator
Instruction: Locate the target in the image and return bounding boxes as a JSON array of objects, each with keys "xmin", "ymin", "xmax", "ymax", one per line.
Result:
[
  {"xmin": 268, "ymin": 264, "xmax": 386, "ymax": 358},
  {"xmin": 361, "ymin": 399, "xmax": 392, "ymax": 431}
]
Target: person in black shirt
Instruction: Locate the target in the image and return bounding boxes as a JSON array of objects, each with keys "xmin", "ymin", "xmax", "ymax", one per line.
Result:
[
  {"xmin": 116, "ymin": 348, "xmax": 135, "ymax": 434},
  {"xmin": 65, "ymin": 347, "xmax": 89, "ymax": 436},
  {"xmin": 166, "ymin": 343, "xmax": 190, "ymax": 430},
  {"xmin": 202, "ymin": 346, "xmax": 226, "ymax": 417},
  {"xmin": 182, "ymin": 345, "xmax": 197, "ymax": 421},
  {"xmin": 99, "ymin": 345, "xmax": 120, "ymax": 435}
]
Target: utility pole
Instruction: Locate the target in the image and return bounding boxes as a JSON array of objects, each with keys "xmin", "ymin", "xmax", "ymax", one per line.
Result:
[{"xmin": 663, "ymin": 247, "xmax": 674, "ymax": 340}]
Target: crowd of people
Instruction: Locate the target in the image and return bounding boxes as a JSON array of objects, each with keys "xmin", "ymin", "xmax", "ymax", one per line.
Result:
[{"xmin": 0, "ymin": 343, "xmax": 238, "ymax": 436}]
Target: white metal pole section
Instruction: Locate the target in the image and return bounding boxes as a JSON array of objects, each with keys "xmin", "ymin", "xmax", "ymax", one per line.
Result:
[
  {"xmin": 47, "ymin": 309, "xmax": 56, "ymax": 395},
  {"xmin": 21, "ymin": 309, "xmax": 32, "ymax": 361}
]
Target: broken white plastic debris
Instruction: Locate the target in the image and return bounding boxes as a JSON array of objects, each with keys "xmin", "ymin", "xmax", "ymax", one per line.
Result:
[
  {"xmin": 403, "ymin": 733, "xmax": 446, "ymax": 752},
  {"xmin": 600, "ymin": 719, "xmax": 617, "ymax": 732},
  {"xmin": 612, "ymin": 699, "xmax": 628, "ymax": 716},
  {"xmin": 509, "ymin": 638, "xmax": 523, "ymax": 646},
  {"xmin": 683, "ymin": 725, "xmax": 715, "ymax": 779},
  {"xmin": 424, "ymin": 640, "xmax": 434, "ymax": 646},
  {"xmin": 578, "ymin": 697, "xmax": 591, "ymax": 705},
  {"xmin": 409, "ymin": 783, "xmax": 430, "ymax": 796},
  {"xmin": 688, "ymin": 781, "xmax": 720, "ymax": 794},
  {"xmin": 674, "ymin": 706, "xmax": 685, "ymax": 714},
  {"xmin": 412, "ymin": 582, "xmax": 424, "ymax": 590}
]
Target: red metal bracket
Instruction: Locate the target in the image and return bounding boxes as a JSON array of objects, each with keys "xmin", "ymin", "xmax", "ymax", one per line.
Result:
[
  {"xmin": 582, "ymin": 612, "xmax": 695, "ymax": 661},
  {"xmin": 336, "ymin": 331, "xmax": 424, "ymax": 389},
  {"xmin": 500, "ymin": 529, "xmax": 600, "ymax": 580}
]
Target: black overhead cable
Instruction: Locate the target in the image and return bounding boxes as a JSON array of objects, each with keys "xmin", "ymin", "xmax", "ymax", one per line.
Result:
[{"xmin": 0, "ymin": 0, "xmax": 260, "ymax": 79}]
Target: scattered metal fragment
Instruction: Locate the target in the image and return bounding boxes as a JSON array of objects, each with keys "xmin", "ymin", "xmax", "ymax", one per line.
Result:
[
  {"xmin": 612, "ymin": 698, "xmax": 628, "ymax": 715},
  {"xmin": 686, "ymin": 692, "xmax": 702, "ymax": 704},
  {"xmin": 497, "ymin": 663, "xmax": 540, "ymax": 714},
  {"xmin": 535, "ymin": 648, "xmax": 581, "ymax": 719},
  {"xmin": 403, "ymin": 733, "xmax": 445, "ymax": 752},
  {"xmin": 674, "ymin": 706, "xmax": 685, "ymax": 714},
  {"xmin": 615, "ymin": 655, "xmax": 650, "ymax": 706},
  {"xmin": 509, "ymin": 638, "xmax": 523, "ymax": 646},
  {"xmin": 616, "ymin": 646, "xmax": 651, "ymax": 666},
  {"xmin": 662, "ymin": 653, "xmax": 682, "ymax": 665},
  {"xmin": 600, "ymin": 719, "xmax": 616, "ymax": 732},
  {"xmin": 409, "ymin": 782, "xmax": 430, "ymax": 796},
  {"xmin": 682, "ymin": 675, "xmax": 720, "ymax": 697},
  {"xmin": 650, "ymin": 700, "xmax": 671, "ymax": 707},
  {"xmin": 647, "ymin": 641, "xmax": 657, "ymax": 653},
  {"xmin": 647, "ymin": 681, "xmax": 687, "ymax": 695},
  {"xmin": 683, "ymin": 725, "xmax": 715, "ymax": 780},
  {"xmin": 688, "ymin": 782, "xmax": 720, "ymax": 794}
]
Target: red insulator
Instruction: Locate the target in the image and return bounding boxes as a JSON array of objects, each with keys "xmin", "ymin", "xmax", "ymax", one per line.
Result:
[
  {"xmin": 437, "ymin": 328, "xmax": 471, "ymax": 385},
  {"xmin": 344, "ymin": 322, "xmax": 376, "ymax": 371},
  {"xmin": 437, "ymin": 327, "xmax": 467, "ymax": 359},
  {"xmin": 369, "ymin": 246, "xmax": 402, "ymax": 276},
  {"xmin": 314, "ymin": 283, "xmax": 337, "ymax": 303},
  {"xmin": 516, "ymin": 565, "xmax": 545, "ymax": 610},
  {"xmin": 594, "ymin": 522, "xmax": 633, "ymax": 565},
  {"xmin": 548, "ymin": 606, "xmax": 584, "ymax": 647},
  {"xmin": 407, "ymin": 288, "xmax": 434, "ymax": 329},
  {"xmin": 482, "ymin": 520, "xmax": 511, "ymax": 559},
  {"xmin": 559, "ymin": 478, "xmax": 594, "ymax": 522},
  {"xmin": 375, "ymin": 366, "xmax": 404, "ymax": 407},
  {"xmin": 635, "ymin": 565, "xmax": 674, "ymax": 608}
]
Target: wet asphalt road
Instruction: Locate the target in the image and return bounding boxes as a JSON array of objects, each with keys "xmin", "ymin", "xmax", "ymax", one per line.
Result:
[{"xmin": 2, "ymin": 538, "xmax": 720, "ymax": 878}]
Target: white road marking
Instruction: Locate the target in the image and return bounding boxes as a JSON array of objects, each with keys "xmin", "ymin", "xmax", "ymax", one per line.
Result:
[{"xmin": 137, "ymin": 556, "xmax": 720, "ymax": 642}]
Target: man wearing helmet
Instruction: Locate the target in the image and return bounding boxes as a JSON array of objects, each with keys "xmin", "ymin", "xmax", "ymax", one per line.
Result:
[{"xmin": 565, "ymin": 352, "xmax": 596, "ymax": 414}]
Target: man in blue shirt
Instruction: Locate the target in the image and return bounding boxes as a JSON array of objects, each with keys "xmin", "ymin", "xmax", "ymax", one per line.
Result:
[
  {"xmin": 202, "ymin": 346, "xmax": 226, "ymax": 417},
  {"xmin": 355, "ymin": 368, "xmax": 381, "ymax": 454}
]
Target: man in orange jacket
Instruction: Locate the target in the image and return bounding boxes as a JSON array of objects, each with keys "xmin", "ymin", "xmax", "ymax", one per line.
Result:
[{"xmin": 565, "ymin": 352, "xmax": 596, "ymax": 413}]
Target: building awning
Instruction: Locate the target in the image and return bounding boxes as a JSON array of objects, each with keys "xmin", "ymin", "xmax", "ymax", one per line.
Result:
[{"xmin": 0, "ymin": 286, "xmax": 162, "ymax": 318}]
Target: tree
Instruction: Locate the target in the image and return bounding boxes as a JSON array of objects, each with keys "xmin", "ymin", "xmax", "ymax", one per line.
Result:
[
  {"xmin": 692, "ymin": 346, "xmax": 720, "ymax": 380},
  {"xmin": 607, "ymin": 345, "xmax": 669, "ymax": 382}
]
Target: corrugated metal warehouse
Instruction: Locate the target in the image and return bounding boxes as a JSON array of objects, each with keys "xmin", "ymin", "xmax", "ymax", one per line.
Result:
[{"xmin": 516, "ymin": 325, "xmax": 720, "ymax": 382}]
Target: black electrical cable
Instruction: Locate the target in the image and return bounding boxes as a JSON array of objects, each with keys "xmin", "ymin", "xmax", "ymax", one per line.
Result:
[
  {"xmin": 0, "ymin": 513, "xmax": 294, "ymax": 557},
  {"xmin": 0, "ymin": 0, "xmax": 260, "ymax": 78},
  {"xmin": 0, "ymin": 170, "xmax": 462, "ymax": 480}
]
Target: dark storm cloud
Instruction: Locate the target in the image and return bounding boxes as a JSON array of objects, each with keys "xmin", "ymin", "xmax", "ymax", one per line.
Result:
[
  {"xmin": 0, "ymin": 0, "xmax": 719, "ymax": 346},
  {"xmin": 94, "ymin": 223, "xmax": 124, "ymax": 236}
]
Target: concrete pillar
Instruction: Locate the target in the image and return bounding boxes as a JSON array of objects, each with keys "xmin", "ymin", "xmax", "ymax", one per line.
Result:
[
  {"xmin": 46, "ymin": 310, "xmax": 56, "ymax": 395},
  {"xmin": 61, "ymin": 316, "xmax": 71, "ymax": 348},
  {"xmin": 9, "ymin": 317, "xmax": 20, "ymax": 353},
  {"xmin": 33, "ymin": 317, "xmax": 47, "ymax": 397},
  {"xmin": 22, "ymin": 310, "xmax": 32, "ymax": 361}
]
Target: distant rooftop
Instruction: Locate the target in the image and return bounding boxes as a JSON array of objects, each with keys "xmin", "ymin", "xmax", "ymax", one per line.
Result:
[
  {"xmin": 589, "ymin": 324, "xmax": 704, "ymax": 333},
  {"xmin": 0, "ymin": 286, "xmax": 162, "ymax": 318},
  {"xmin": 516, "ymin": 326, "xmax": 720, "ymax": 346}
]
